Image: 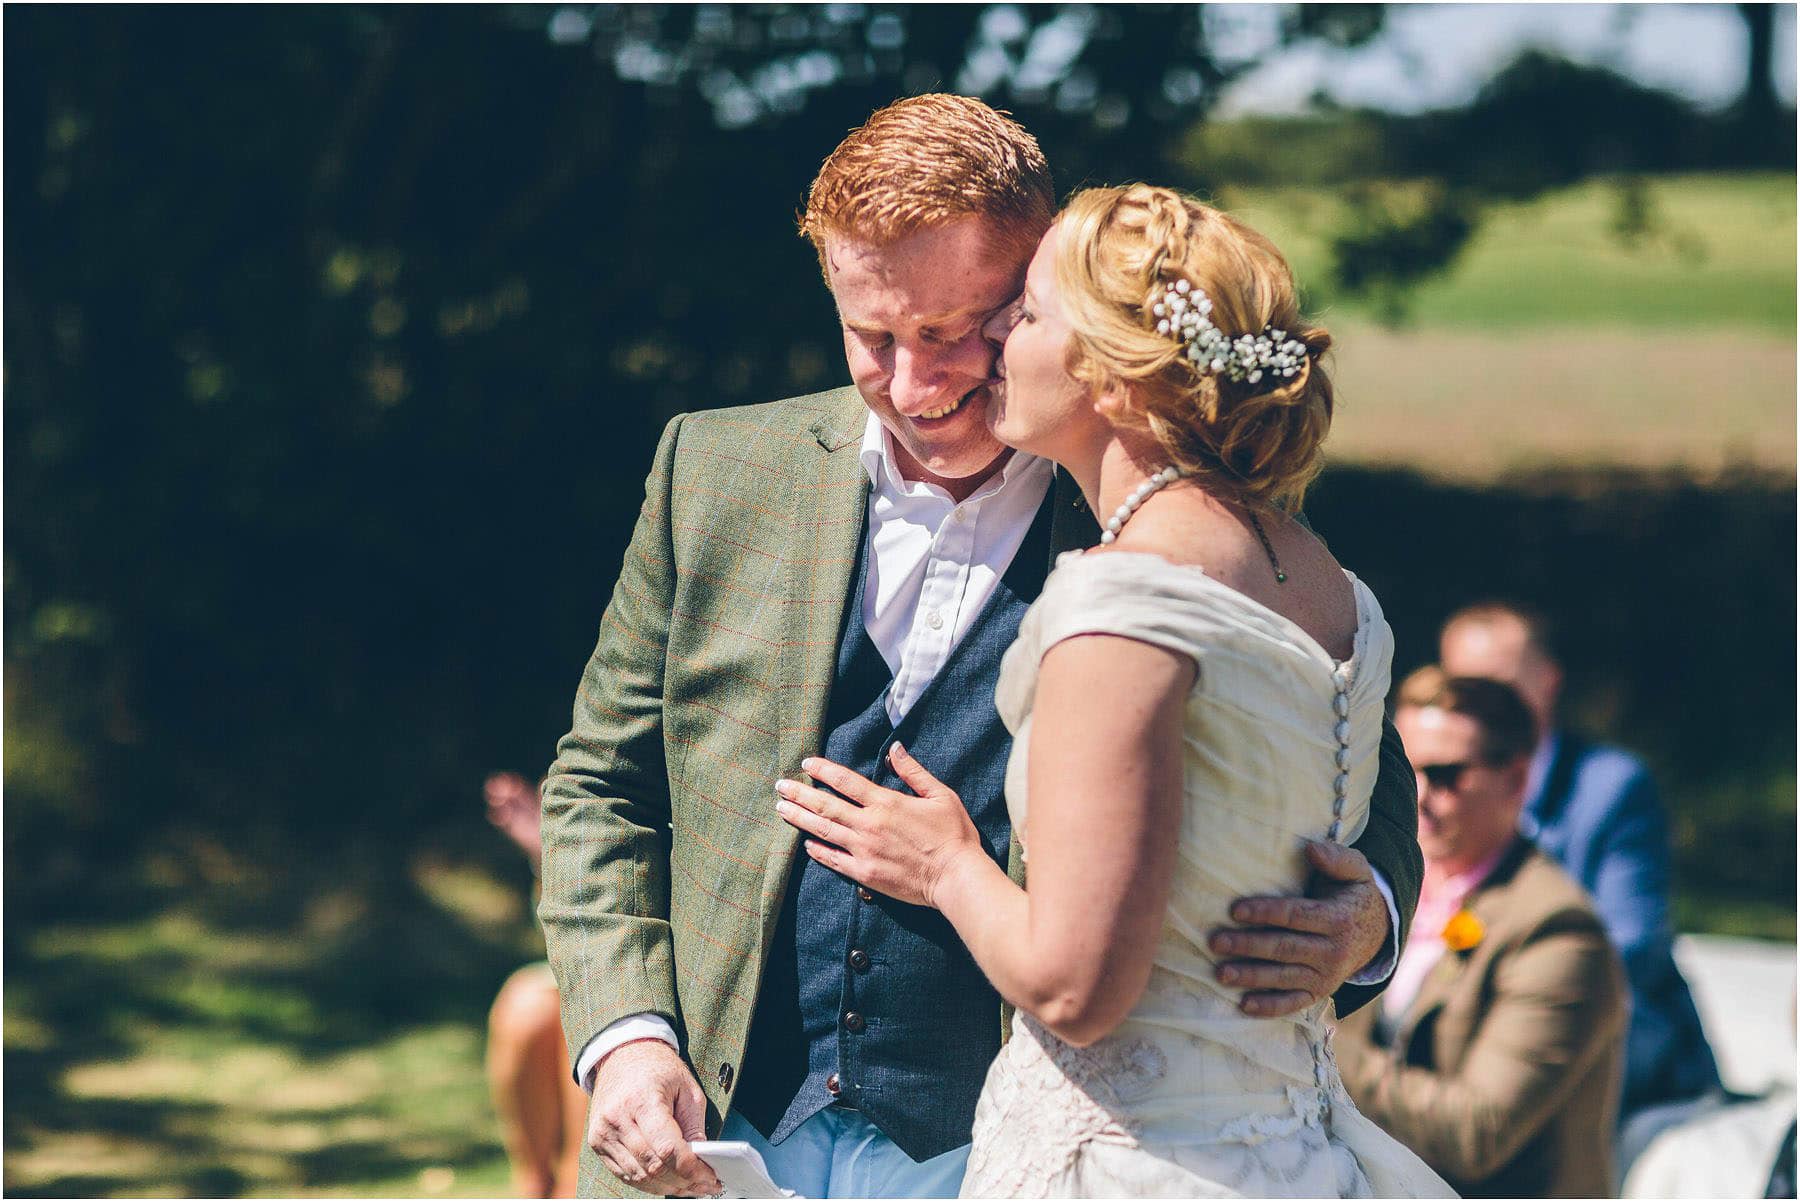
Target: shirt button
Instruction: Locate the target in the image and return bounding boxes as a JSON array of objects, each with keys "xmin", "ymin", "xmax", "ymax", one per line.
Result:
[
  {"xmin": 844, "ymin": 1011, "xmax": 866, "ymax": 1034},
  {"xmin": 857, "ymin": 886, "xmax": 875, "ymax": 902},
  {"xmin": 848, "ymin": 948, "xmax": 870, "ymax": 972},
  {"xmin": 926, "ymin": 610, "xmax": 944, "ymax": 630},
  {"xmin": 826, "ymin": 1072, "xmax": 841, "ymax": 1095},
  {"xmin": 952, "ymin": 507, "xmax": 967, "ymax": 523}
]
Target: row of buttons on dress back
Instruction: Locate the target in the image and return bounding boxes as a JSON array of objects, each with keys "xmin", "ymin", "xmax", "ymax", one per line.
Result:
[{"xmin": 1327, "ymin": 661, "xmax": 1354, "ymax": 842}]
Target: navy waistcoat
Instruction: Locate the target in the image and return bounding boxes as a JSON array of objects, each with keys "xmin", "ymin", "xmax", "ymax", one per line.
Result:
[{"xmin": 732, "ymin": 490, "xmax": 1055, "ymax": 1162}]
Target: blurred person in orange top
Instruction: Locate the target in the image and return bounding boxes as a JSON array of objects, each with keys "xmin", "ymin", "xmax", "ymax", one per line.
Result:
[
  {"xmin": 1335, "ymin": 670, "xmax": 1628, "ymax": 1197},
  {"xmin": 485, "ymin": 770, "xmax": 588, "ymax": 1198}
]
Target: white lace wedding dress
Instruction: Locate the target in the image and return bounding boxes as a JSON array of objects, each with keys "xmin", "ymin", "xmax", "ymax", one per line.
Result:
[{"xmin": 961, "ymin": 551, "xmax": 1455, "ymax": 1198}]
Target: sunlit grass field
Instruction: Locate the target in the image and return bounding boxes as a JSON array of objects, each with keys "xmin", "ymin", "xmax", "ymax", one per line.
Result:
[
  {"xmin": 1220, "ymin": 172, "xmax": 1797, "ymax": 332},
  {"xmin": 1323, "ymin": 319, "xmax": 1793, "ymax": 478},
  {"xmin": 1217, "ymin": 173, "xmax": 1796, "ymax": 479}
]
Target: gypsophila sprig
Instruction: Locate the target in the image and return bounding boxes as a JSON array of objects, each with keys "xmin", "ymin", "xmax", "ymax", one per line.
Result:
[{"xmin": 1150, "ymin": 278, "xmax": 1310, "ymax": 387}]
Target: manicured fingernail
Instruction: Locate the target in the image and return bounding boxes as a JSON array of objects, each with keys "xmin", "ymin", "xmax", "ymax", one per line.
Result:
[
  {"xmin": 775, "ymin": 779, "xmax": 795, "ymax": 797},
  {"xmin": 1220, "ymin": 965, "xmax": 1240, "ymax": 984},
  {"xmin": 890, "ymin": 742, "xmax": 906, "ymax": 757},
  {"xmin": 800, "ymin": 757, "xmax": 819, "ymax": 772}
]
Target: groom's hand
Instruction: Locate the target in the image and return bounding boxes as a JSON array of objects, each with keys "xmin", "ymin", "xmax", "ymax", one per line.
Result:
[
  {"xmin": 588, "ymin": 1040, "xmax": 722, "ymax": 1197},
  {"xmin": 1207, "ymin": 840, "xmax": 1388, "ymax": 1018}
]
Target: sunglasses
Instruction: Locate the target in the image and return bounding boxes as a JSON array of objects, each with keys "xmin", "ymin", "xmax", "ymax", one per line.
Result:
[{"xmin": 1417, "ymin": 761, "xmax": 1478, "ymax": 792}]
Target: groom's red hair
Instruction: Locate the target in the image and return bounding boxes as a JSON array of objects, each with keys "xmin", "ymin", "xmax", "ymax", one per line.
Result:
[{"xmin": 800, "ymin": 94, "xmax": 1054, "ymax": 276}]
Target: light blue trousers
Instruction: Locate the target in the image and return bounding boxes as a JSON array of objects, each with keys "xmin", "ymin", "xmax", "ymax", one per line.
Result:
[{"xmin": 718, "ymin": 1108, "xmax": 970, "ymax": 1198}]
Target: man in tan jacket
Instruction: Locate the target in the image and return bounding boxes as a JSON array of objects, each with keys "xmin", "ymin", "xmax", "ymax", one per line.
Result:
[{"xmin": 1336, "ymin": 671, "xmax": 1628, "ymax": 1197}]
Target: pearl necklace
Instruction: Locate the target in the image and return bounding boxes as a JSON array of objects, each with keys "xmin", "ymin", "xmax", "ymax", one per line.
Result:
[
  {"xmin": 1099, "ymin": 466, "xmax": 1189, "ymax": 545},
  {"xmin": 1097, "ymin": 465, "xmax": 1289, "ymax": 585}
]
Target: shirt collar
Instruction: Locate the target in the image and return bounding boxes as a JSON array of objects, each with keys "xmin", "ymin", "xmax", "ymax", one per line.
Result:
[
  {"xmin": 858, "ymin": 409, "xmax": 1048, "ymax": 501},
  {"xmin": 1422, "ymin": 841, "xmax": 1513, "ymax": 919}
]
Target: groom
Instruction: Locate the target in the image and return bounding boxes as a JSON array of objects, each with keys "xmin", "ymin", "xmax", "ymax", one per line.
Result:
[{"xmin": 540, "ymin": 94, "xmax": 1424, "ymax": 1199}]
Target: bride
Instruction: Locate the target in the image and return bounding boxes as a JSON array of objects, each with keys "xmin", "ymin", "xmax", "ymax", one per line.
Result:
[{"xmin": 774, "ymin": 184, "xmax": 1453, "ymax": 1198}]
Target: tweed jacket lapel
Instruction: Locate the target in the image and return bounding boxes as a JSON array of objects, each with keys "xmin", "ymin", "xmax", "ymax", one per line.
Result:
[
  {"xmin": 1396, "ymin": 941, "xmax": 1465, "ymax": 1054},
  {"xmin": 759, "ymin": 389, "xmax": 870, "ymax": 930},
  {"xmin": 1395, "ymin": 839, "xmax": 1532, "ymax": 1054}
]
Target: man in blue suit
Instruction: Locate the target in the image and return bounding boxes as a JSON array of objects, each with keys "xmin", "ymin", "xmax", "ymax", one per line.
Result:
[{"xmin": 1439, "ymin": 602, "xmax": 1720, "ymax": 1123}]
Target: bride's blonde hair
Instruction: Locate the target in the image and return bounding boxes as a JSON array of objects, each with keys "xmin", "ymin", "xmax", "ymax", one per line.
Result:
[{"xmin": 1053, "ymin": 184, "xmax": 1334, "ymax": 511}]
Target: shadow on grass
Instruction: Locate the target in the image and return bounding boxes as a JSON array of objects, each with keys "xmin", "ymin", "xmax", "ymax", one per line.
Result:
[
  {"xmin": 5, "ymin": 1088, "xmax": 506, "ymax": 1197},
  {"xmin": 288, "ymin": 1133, "xmax": 501, "ymax": 1192},
  {"xmin": 8, "ymin": 1163, "xmax": 249, "ymax": 1199},
  {"xmin": 4, "ymin": 847, "xmax": 531, "ymax": 1196},
  {"xmin": 9, "ymin": 1175, "xmax": 150, "ymax": 1199}
]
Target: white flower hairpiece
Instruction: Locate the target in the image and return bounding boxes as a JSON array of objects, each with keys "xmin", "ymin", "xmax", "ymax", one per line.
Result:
[{"xmin": 1150, "ymin": 278, "xmax": 1310, "ymax": 387}]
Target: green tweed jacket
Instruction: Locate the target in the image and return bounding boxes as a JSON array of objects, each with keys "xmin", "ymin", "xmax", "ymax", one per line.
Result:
[{"xmin": 539, "ymin": 387, "xmax": 1424, "ymax": 1197}]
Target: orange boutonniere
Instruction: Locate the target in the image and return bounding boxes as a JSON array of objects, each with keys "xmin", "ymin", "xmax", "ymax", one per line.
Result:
[{"xmin": 1442, "ymin": 908, "xmax": 1485, "ymax": 952}]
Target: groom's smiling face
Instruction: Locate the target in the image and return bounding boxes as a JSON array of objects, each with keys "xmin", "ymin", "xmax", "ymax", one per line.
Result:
[{"xmin": 827, "ymin": 216, "xmax": 1027, "ymax": 499}]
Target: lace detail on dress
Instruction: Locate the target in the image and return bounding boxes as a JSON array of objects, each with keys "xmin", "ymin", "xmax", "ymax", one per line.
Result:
[
  {"xmin": 964, "ymin": 1010, "xmax": 1393, "ymax": 1198},
  {"xmin": 964, "ymin": 1016, "xmax": 1166, "ymax": 1197},
  {"xmin": 1033, "ymin": 1015, "xmax": 1171, "ymax": 1104}
]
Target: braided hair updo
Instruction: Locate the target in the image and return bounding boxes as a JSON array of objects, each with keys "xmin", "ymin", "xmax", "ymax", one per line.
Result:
[{"xmin": 1053, "ymin": 184, "xmax": 1335, "ymax": 511}]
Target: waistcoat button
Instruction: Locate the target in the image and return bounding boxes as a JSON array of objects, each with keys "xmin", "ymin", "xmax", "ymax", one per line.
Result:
[
  {"xmin": 826, "ymin": 1072, "xmax": 841, "ymax": 1095},
  {"xmin": 857, "ymin": 886, "xmax": 875, "ymax": 902},
  {"xmin": 843, "ymin": 1011, "xmax": 866, "ymax": 1033},
  {"xmin": 848, "ymin": 948, "xmax": 870, "ymax": 971},
  {"xmin": 718, "ymin": 1062, "xmax": 734, "ymax": 1090}
]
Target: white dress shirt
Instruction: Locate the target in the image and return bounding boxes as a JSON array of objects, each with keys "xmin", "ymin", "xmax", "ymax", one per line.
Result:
[
  {"xmin": 574, "ymin": 412, "xmax": 1394, "ymax": 1090},
  {"xmin": 855, "ymin": 415, "xmax": 1057, "ymax": 723}
]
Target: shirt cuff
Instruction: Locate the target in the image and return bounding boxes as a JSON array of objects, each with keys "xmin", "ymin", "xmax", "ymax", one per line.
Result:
[
  {"xmin": 1346, "ymin": 867, "xmax": 1401, "ymax": 986},
  {"xmin": 574, "ymin": 1013, "xmax": 680, "ymax": 1093}
]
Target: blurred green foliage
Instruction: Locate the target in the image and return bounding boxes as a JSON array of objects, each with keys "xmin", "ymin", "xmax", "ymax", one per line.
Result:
[
  {"xmin": 6, "ymin": 4, "xmax": 1792, "ymax": 925},
  {"xmin": 1188, "ymin": 49, "xmax": 1794, "ymax": 192},
  {"xmin": 1185, "ymin": 46, "xmax": 1796, "ymax": 319},
  {"xmin": 3, "ymin": 4, "xmax": 1392, "ymax": 897}
]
